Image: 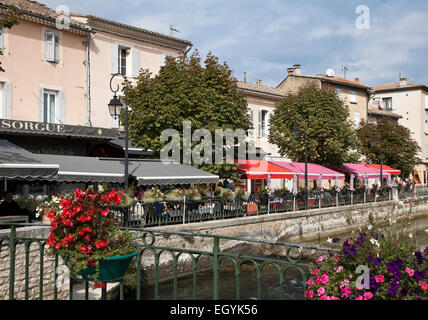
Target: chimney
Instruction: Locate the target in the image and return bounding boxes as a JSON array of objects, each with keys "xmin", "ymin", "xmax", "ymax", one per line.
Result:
[
  {"xmin": 355, "ymin": 77, "xmax": 360, "ymax": 83},
  {"xmin": 256, "ymin": 79, "xmax": 263, "ymax": 85},
  {"xmin": 287, "ymin": 67, "xmax": 294, "ymax": 76},
  {"xmin": 243, "ymin": 72, "xmax": 247, "ymax": 83},
  {"xmin": 399, "ymin": 77, "xmax": 408, "ymax": 87},
  {"xmin": 293, "ymin": 64, "xmax": 301, "ymax": 75}
]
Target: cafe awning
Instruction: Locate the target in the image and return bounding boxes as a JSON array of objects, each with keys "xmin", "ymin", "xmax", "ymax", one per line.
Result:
[
  {"xmin": 236, "ymin": 160, "xmax": 294, "ymax": 179},
  {"xmin": 0, "ymin": 140, "xmax": 59, "ymax": 180},
  {"xmin": 337, "ymin": 163, "xmax": 390, "ymax": 178},
  {"xmin": 34, "ymin": 154, "xmax": 126, "ymax": 183},
  {"xmin": 107, "ymin": 159, "xmax": 219, "ymax": 186},
  {"xmin": 271, "ymin": 162, "xmax": 345, "ymax": 180},
  {"xmin": 366, "ymin": 164, "xmax": 401, "ymax": 175}
]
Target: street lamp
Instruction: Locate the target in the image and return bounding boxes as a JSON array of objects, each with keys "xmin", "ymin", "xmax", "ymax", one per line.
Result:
[
  {"xmin": 293, "ymin": 117, "xmax": 309, "ymax": 210},
  {"xmin": 108, "ymin": 73, "xmax": 130, "ymax": 226},
  {"xmin": 370, "ymin": 135, "xmax": 383, "ymax": 186}
]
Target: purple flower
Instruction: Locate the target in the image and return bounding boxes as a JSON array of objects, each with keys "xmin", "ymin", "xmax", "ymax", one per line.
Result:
[
  {"xmin": 414, "ymin": 250, "xmax": 423, "ymax": 264},
  {"xmin": 400, "ymin": 288, "xmax": 408, "ymax": 297},
  {"xmin": 373, "ymin": 257, "xmax": 382, "ymax": 266},
  {"xmin": 414, "ymin": 271, "xmax": 424, "ymax": 281},
  {"xmin": 332, "ymin": 237, "xmax": 340, "ymax": 243},
  {"xmin": 387, "ymin": 258, "xmax": 403, "ymax": 274}
]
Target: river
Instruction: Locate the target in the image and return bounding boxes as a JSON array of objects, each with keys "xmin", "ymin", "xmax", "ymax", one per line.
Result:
[{"xmin": 110, "ymin": 212, "xmax": 428, "ymax": 300}]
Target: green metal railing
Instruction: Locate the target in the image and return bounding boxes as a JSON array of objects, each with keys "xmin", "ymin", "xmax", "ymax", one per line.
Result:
[
  {"xmin": 109, "ymin": 188, "xmax": 413, "ymax": 228},
  {"xmin": 0, "ymin": 224, "xmax": 335, "ymax": 300}
]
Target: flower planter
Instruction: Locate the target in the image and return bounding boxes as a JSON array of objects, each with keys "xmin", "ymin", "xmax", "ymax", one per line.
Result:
[{"xmin": 70, "ymin": 252, "xmax": 137, "ymax": 282}]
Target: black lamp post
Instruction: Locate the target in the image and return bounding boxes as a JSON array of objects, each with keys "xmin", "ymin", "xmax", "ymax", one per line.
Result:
[
  {"xmin": 370, "ymin": 134, "xmax": 383, "ymax": 186},
  {"xmin": 293, "ymin": 117, "xmax": 309, "ymax": 210},
  {"xmin": 108, "ymin": 73, "xmax": 130, "ymax": 225}
]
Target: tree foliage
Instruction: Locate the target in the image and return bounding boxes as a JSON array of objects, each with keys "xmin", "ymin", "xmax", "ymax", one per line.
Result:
[
  {"xmin": 126, "ymin": 50, "xmax": 251, "ymax": 180},
  {"xmin": 268, "ymin": 82, "xmax": 357, "ymax": 167},
  {"xmin": 355, "ymin": 119, "xmax": 421, "ymax": 177}
]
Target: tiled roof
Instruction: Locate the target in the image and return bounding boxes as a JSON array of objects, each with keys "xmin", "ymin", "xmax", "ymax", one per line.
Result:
[
  {"xmin": 0, "ymin": 0, "xmax": 91, "ymax": 32},
  {"xmin": 373, "ymin": 82, "xmax": 428, "ymax": 92},
  {"xmin": 237, "ymin": 81, "xmax": 285, "ymax": 98},
  {"xmin": 288, "ymin": 74, "xmax": 371, "ymax": 90},
  {"xmin": 71, "ymin": 13, "xmax": 192, "ymax": 46}
]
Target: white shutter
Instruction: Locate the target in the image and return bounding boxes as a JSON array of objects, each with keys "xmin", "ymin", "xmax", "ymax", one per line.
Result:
[
  {"xmin": 58, "ymin": 90, "xmax": 66, "ymax": 123},
  {"xmin": 3, "ymin": 82, "xmax": 12, "ymax": 119},
  {"xmin": 248, "ymin": 108, "xmax": 254, "ymax": 138},
  {"xmin": 131, "ymin": 47, "xmax": 140, "ymax": 78},
  {"xmin": 38, "ymin": 88, "xmax": 44, "ymax": 122},
  {"xmin": 45, "ymin": 31, "xmax": 55, "ymax": 62},
  {"xmin": 159, "ymin": 53, "xmax": 166, "ymax": 68},
  {"xmin": 111, "ymin": 43, "xmax": 118, "ymax": 74},
  {"xmin": 258, "ymin": 109, "xmax": 262, "ymax": 138},
  {"xmin": 54, "ymin": 34, "xmax": 60, "ymax": 62},
  {"xmin": 335, "ymin": 88, "xmax": 342, "ymax": 100},
  {"xmin": 350, "ymin": 91, "xmax": 357, "ymax": 103},
  {"xmin": 354, "ymin": 112, "xmax": 360, "ymax": 129}
]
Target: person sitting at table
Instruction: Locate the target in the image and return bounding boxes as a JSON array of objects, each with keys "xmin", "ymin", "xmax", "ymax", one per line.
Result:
[{"xmin": 0, "ymin": 190, "xmax": 23, "ymax": 217}]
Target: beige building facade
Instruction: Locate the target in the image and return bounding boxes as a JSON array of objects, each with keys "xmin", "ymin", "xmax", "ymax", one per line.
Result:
[
  {"xmin": 373, "ymin": 78, "xmax": 428, "ymax": 184},
  {"xmin": 276, "ymin": 65, "xmax": 372, "ymax": 130}
]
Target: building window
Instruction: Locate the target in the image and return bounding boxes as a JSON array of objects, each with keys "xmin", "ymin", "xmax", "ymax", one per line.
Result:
[
  {"xmin": 258, "ymin": 110, "xmax": 271, "ymax": 138},
  {"xmin": 349, "ymin": 91, "xmax": 357, "ymax": 104},
  {"xmin": 45, "ymin": 31, "xmax": 60, "ymax": 62},
  {"xmin": 43, "ymin": 90, "xmax": 58, "ymax": 123},
  {"xmin": 354, "ymin": 112, "xmax": 360, "ymax": 129},
  {"xmin": 335, "ymin": 88, "xmax": 342, "ymax": 100},
  {"xmin": 118, "ymin": 47, "xmax": 128, "ymax": 76},
  {"xmin": 382, "ymin": 97, "xmax": 393, "ymax": 110}
]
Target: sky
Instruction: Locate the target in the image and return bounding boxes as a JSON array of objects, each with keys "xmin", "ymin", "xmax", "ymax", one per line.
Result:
[{"xmin": 41, "ymin": 0, "xmax": 428, "ymax": 88}]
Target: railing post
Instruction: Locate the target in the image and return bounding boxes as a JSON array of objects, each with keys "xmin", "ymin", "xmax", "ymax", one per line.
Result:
[
  {"xmin": 183, "ymin": 195, "xmax": 186, "ymax": 225},
  {"xmin": 9, "ymin": 224, "xmax": 16, "ymax": 300},
  {"xmin": 212, "ymin": 236, "xmax": 220, "ymax": 300},
  {"xmin": 351, "ymin": 191, "xmax": 353, "ymax": 206},
  {"xmin": 336, "ymin": 192, "xmax": 339, "ymax": 207}
]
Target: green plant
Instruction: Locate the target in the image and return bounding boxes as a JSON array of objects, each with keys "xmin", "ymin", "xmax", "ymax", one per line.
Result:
[{"xmin": 142, "ymin": 187, "xmax": 165, "ymax": 203}]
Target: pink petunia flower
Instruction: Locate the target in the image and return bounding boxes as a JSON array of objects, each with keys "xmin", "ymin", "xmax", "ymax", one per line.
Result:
[
  {"xmin": 375, "ymin": 275, "xmax": 385, "ymax": 283},
  {"xmin": 317, "ymin": 287, "xmax": 326, "ymax": 296},
  {"xmin": 356, "ymin": 295, "xmax": 364, "ymax": 300},
  {"xmin": 305, "ymin": 290, "xmax": 314, "ymax": 299},
  {"xmin": 336, "ymin": 266, "xmax": 343, "ymax": 273},
  {"xmin": 405, "ymin": 267, "xmax": 415, "ymax": 277},
  {"xmin": 363, "ymin": 292, "xmax": 373, "ymax": 300}
]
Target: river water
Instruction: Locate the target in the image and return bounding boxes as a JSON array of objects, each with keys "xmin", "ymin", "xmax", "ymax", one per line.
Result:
[{"xmin": 112, "ymin": 213, "xmax": 428, "ymax": 300}]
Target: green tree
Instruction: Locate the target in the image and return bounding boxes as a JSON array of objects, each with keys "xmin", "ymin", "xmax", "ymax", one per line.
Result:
[
  {"xmin": 268, "ymin": 83, "xmax": 357, "ymax": 167},
  {"xmin": 355, "ymin": 119, "xmax": 421, "ymax": 177},
  {"xmin": 0, "ymin": 5, "xmax": 20, "ymax": 72},
  {"xmin": 126, "ymin": 50, "xmax": 251, "ymax": 180}
]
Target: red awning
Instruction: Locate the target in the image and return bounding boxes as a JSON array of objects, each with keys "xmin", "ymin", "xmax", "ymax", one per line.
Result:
[
  {"xmin": 236, "ymin": 160, "xmax": 295, "ymax": 179},
  {"xmin": 366, "ymin": 164, "xmax": 401, "ymax": 175}
]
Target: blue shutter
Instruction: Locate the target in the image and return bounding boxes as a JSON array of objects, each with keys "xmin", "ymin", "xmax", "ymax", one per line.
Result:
[
  {"xmin": 58, "ymin": 90, "xmax": 66, "ymax": 123},
  {"xmin": 38, "ymin": 88, "xmax": 44, "ymax": 122},
  {"xmin": 3, "ymin": 82, "xmax": 12, "ymax": 119},
  {"xmin": 111, "ymin": 43, "xmax": 118, "ymax": 74}
]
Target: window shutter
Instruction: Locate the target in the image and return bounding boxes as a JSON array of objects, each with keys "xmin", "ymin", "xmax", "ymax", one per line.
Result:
[
  {"xmin": 266, "ymin": 111, "xmax": 272, "ymax": 136},
  {"xmin": 248, "ymin": 108, "xmax": 254, "ymax": 138},
  {"xmin": 54, "ymin": 34, "xmax": 60, "ymax": 62},
  {"xmin": 58, "ymin": 90, "xmax": 66, "ymax": 123},
  {"xmin": 159, "ymin": 53, "xmax": 166, "ymax": 68},
  {"xmin": 38, "ymin": 88, "xmax": 44, "ymax": 122},
  {"xmin": 425, "ymin": 145, "xmax": 428, "ymax": 159},
  {"xmin": 354, "ymin": 112, "xmax": 360, "ymax": 129},
  {"xmin": 111, "ymin": 43, "xmax": 118, "ymax": 74},
  {"xmin": 350, "ymin": 91, "xmax": 357, "ymax": 103},
  {"xmin": 258, "ymin": 109, "xmax": 262, "ymax": 138},
  {"xmin": 131, "ymin": 47, "xmax": 140, "ymax": 78},
  {"xmin": 0, "ymin": 27, "xmax": 4, "ymax": 51},
  {"xmin": 3, "ymin": 82, "xmax": 12, "ymax": 119},
  {"xmin": 45, "ymin": 31, "xmax": 55, "ymax": 62}
]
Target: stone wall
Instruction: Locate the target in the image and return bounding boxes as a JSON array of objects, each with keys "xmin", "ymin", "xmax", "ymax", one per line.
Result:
[{"xmin": 0, "ymin": 225, "xmax": 69, "ymax": 300}]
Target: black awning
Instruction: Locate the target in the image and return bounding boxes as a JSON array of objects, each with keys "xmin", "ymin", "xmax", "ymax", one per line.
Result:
[
  {"xmin": 34, "ymin": 154, "xmax": 126, "ymax": 183},
  {"xmin": 124, "ymin": 159, "xmax": 219, "ymax": 186},
  {"xmin": 0, "ymin": 140, "xmax": 59, "ymax": 180}
]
